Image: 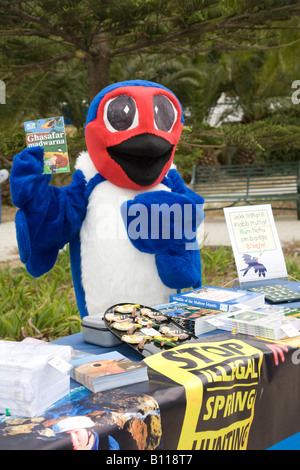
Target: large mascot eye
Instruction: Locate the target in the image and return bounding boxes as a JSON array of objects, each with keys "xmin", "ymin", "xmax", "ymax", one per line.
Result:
[
  {"xmin": 153, "ymin": 95, "xmax": 177, "ymax": 132},
  {"xmin": 104, "ymin": 95, "xmax": 138, "ymax": 132}
]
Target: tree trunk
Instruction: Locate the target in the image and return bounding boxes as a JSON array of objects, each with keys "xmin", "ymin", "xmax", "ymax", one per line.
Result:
[{"xmin": 86, "ymin": 33, "xmax": 111, "ymax": 103}]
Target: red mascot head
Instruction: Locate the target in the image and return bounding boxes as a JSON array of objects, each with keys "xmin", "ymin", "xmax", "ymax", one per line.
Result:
[{"xmin": 85, "ymin": 80, "xmax": 184, "ymax": 190}]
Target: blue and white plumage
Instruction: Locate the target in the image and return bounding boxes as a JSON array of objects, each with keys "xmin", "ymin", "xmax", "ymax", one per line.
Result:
[
  {"xmin": 10, "ymin": 80, "xmax": 205, "ymax": 318},
  {"xmin": 72, "ymin": 151, "xmax": 175, "ymax": 315}
]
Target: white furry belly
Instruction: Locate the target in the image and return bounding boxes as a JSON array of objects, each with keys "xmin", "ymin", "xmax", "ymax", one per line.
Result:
[{"xmin": 80, "ymin": 181, "xmax": 175, "ymax": 315}]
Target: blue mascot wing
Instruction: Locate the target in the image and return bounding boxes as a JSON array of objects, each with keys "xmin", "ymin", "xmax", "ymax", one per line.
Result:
[
  {"xmin": 121, "ymin": 168, "xmax": 205, "ymax": 289},
  {"xmin": 160, "ymin": 168, "xmax": 205, "ymax": 289},
  {"xmin": 10, "ymin": 146, "xmax": 88, "ymax": 277}
]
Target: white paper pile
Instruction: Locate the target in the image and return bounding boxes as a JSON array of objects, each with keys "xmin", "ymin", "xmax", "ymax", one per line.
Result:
[
  {"xmin": 0, "ymin": 340, "xmax": 73, "ymax": 418},
  {"xmin": 216, "ymin": 310, "xmax": 300, "ymax": 340}
]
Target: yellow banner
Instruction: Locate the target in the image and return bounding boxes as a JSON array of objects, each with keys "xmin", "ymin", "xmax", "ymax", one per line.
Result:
[{"xmin": 144, "ymin": 339, "xmax": 264, "ymax": 450}]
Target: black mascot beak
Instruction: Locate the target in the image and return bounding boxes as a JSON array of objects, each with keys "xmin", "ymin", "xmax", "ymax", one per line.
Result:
[{"xmin": 107, "ymin": 133, "xmax": 174, "ymax": 186}]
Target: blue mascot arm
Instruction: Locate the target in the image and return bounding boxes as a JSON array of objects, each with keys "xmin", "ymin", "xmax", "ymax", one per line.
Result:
[
  {"xmin": 158, "ymin": 168, "xmax": 205, "ymax": 289},
  {"xmin": 162, "ymin": 168, "xmax": 205, "ymax": 206},
  {"xmin": 121, "ymin": 169, "xmax": 205, "ymax": 289},
  {"xmin": 10, "ymin": 146, "xmax": 88, "ymax": 277}
]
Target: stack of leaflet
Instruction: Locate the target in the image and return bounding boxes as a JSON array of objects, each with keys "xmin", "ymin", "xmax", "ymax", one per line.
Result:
[
  {"xmin": 70, "ymin": 351, "xmax": 148, "ymax": 393},
  {"xmin": 155, "ymin": 302, "xmax": 224, "ymax": 336},
  {"xmin": 254, "ymin": 304, "xmax": 300, "ymax": 319},
  {"xmin": 216, "ymin": 310, "xmax": 300, "ymax": 340},
  {"xmin": 169, "ymin": 286, "xmax": 265, "ymax": 312},
  {"xmin": 0, "ymin": 340, "xmax": 73, "ymax": 418}
]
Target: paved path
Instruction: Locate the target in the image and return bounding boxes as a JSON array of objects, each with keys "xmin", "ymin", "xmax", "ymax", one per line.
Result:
[
  {"xmin": 0, "ymin": 214, "xmax": 299, "ymax": 263},
  {"xmin": 0, "ymin": 221, "xmax": 19, "ymax": 262}
]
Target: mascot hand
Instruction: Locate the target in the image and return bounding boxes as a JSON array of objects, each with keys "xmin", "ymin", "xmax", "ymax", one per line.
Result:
[
  {"xmin": 156, "ymin": 248, "xmax": 202, "ymax": 289},
  {"xmin": 121, "ymin": 190, "xmax": 203, "ymax": 289},
  {"xmin": 121, "ymin": 190, "xmax": 203, "ymax": 255},
  {"xmin": 10, "ymin": 146, "xmax": 50, "ymax": 208}
]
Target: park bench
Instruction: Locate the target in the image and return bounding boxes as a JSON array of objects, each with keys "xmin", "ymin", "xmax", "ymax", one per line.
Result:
[
  {"xmin": 0, "ymin": 169, "xmax": 9, "ymax": 223},
  {"xmin": 190, "ymin": 161, "xmax": 300, "ymax": 220}
]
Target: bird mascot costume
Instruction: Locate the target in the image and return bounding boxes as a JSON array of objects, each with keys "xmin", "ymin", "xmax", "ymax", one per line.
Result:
[{"xmin": 10, "ymin": 80, "xmax": 205, "ymax": 318}]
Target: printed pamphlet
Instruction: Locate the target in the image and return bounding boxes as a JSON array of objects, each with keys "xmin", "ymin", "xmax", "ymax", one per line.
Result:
[
  {"xmin": 70, "ymin": 351, "xmax": 148, "ymax": 393},
  {"xmin": 170, "ymin": 286, "xmax": 264, "ymax": 312},
  {"xmin": 24, "ymin": 116, "xmax": 70, "ymax": 175},
  {"xmin": 223, "ymin": 204, "xmax": 288, "ymax": 284}
]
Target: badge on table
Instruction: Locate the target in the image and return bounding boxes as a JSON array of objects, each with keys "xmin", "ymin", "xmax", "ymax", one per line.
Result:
[{"xmin": 24, "ymin": 116, "xmax": 70, "ymax": 175}]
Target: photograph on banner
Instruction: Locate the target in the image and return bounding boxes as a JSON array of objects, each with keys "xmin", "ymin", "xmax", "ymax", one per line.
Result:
[{"xmin": 223, "ymin": 204, "xmax": 288, "ymax": 284}]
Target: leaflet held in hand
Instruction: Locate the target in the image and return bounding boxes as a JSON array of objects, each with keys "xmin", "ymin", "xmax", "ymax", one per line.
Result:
[{"xmin": 24, "ymin": 116, "xmax": 70, "ymax": 175}]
